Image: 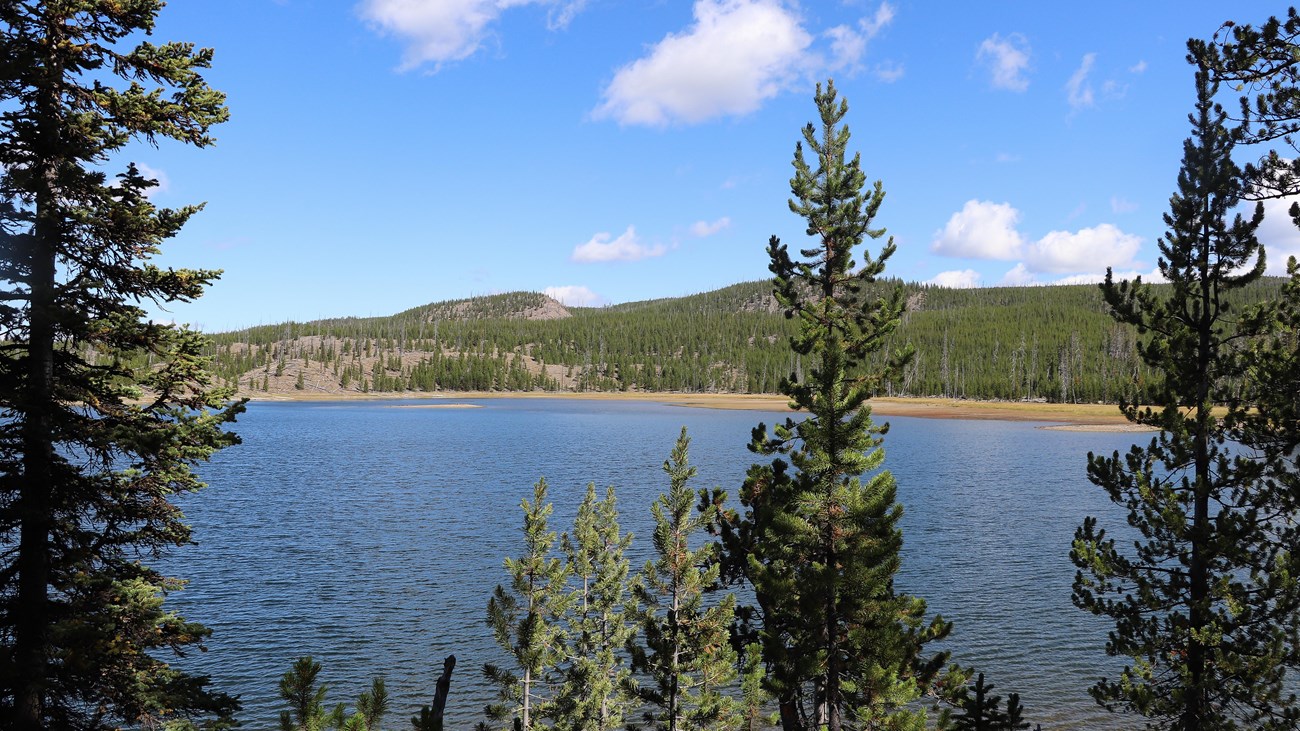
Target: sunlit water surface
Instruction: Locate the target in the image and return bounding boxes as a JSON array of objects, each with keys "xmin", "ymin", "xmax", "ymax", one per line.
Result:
[{"xmin": 159, "ymin": 398, "xmax": 1143, "ymax": 729}]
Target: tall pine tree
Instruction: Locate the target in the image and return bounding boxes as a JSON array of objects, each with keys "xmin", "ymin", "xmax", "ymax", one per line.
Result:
[
  {"xmin": 631, "ymin": 427, "xmax": 739, "ymax": 731},
  {"xmin": 1071, "ymin": 48, "xmax": 1300, "ymax": 730},
  {"xmin": 555, "ymin": 484, "xmax": 638, "ymax": 731},
  {"xmin": 483, "ymin": 479, "xmax": 572, "ymax": 730},
  {"xmin": 1206, "ymin": 7, "xmax": 1300, "ymax": 199},
  {"xmin": 0, "ymin": 3, "xmax": 240, "ymax": 728},
  {"xmin": 715, "ymin": 80, "xmax": 952, "ymax": 731}
]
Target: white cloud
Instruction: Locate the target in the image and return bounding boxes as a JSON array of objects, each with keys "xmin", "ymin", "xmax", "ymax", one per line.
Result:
[
  {"xmin": 1129, "ymin": 59, "xmax": 1148, "ymax": 74},
  {"xmin": 594, "ymin": 0, "xmax": 814, "ymax": 126},
  {"xmin": 1024, "ymin": 223, "xmax": 1142, "ymax": 273},
  {"xmin": 976, "ymin": 32, "xmax": 1031, "ymax": 92},
  {"xmin": 936, "ymin": 201, "xmax": 1146, "ymax": 281},
  {"xmin": 928, "ymin": 269, "xmax": 982, "ymax": 288},
  {"xmin": 1066, "ymin": 53, "xmax": 1096, "ymax": 111},
  {"xmin": 995, "ymin": 152, "xmax": 1021, "ymax": 163},
  {"xmin": 545, "ymin": 0, "xmax": 587, "ymax": 30},
  {"xmin": 571, "ymin": 226, "xmax": 667, "ymax": 262},
  {"xmin": 543, "ymin": 285, "xmax": 606, "ymax": 307},
  {"xmin": 1110, "ymin": 196, "xmax": 1138, "ymax": 213},
  {"xmin": 359, "ymin": 0, "xmax": 586, "ymax": 71},
  {"xmin": 873, "ymin": 60, "xmax": 905, "ymax": 83},
  {"xmin": 134, "ymin": 162, "xmax": 170, "ymax": 198},
  {"xmin": 930, "ymin": 200, "xmax": 1025, "ymax": 260},
  {"xmin": 999, "ymin": 265, "xmax": 1163, "ymax": 287},
  {"xmin": 1053, "ymin": 267, "xmax": 1163, "ymax": 285},
  {"xmin": 824, "ymin": 2, "xmax": 895, "ymax": 73},
  {"xmin": 1258, "ymin": 195, "xmax": 1300, "ymax": 274},
  {"xmin": 689, "ymin": 216, "xmax": 731, "ymax": 237},
  {"xmin": 825, "ymin": 25, "xmax": 867, "ymax": 73},
  {"xmin": 999, "ymin": 263, "xmax": 1036, "ymax": 286},
  {"xmin": 861, "ymin": 2, "xmax": 895, "ymax": 37}
]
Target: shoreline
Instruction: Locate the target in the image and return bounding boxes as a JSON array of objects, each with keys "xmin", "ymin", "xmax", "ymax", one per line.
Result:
[{"xmin": 245, "ymin": 391, "xmax": 1148, "ymax": 430}]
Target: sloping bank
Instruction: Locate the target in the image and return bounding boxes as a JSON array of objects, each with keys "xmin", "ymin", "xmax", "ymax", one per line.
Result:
[{"xmin": 244, "ymin": 391, "xmax": 1150, "ymax": 431}]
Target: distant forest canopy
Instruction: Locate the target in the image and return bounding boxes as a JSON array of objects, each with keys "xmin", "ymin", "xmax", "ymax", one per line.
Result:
[{"xmin": 181, "ymin": 277, "xmax": 1289, "ymax": 403}]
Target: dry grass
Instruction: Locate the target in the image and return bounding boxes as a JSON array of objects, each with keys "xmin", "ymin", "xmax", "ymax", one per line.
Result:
[{"xmin": 246, "ymin": 391, "xmax": 1147, "ymax": 428}]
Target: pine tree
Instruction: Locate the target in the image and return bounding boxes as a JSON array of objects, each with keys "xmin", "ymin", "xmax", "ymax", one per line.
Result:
[
  {"xmin": 1071, "ymin": 49, "xmax": 1300, "ymax": 730},
  {"xmin": 482, "ymin": 479, "xmax": 572, "ymax": 730},
  {"xmin": 949, "ymin": 674, "xmax": 1032, "ymax": 731},
  {"xmin": 276, "ymin": 657, "xmax": 388, "ymax": 731},
  {"xmin": 279, "ymin": 657, "xmax": 343, "ymax": 731},
  {"xmin": 715, "ymin": 80, "xmax": 953, "ymax": 731},
  {"xmin": 0, "ymin": 3, "xmax": 241, "ymax": 729},
  {"xmin": 555, "ymin": 484, "xmax": 638, "ymax": 731},
  {"xmin": 631, "ymin": 428, "xmax": 739, "ymax": 731},
  {"xmin": 1206, "ymin": 7, "xmax": 1300, "ymax": 198}
]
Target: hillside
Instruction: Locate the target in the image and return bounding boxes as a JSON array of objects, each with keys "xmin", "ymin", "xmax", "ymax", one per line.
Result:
[{"xmin": 196, "ymin": 278, "xmax": 1289, "ymax": 403}]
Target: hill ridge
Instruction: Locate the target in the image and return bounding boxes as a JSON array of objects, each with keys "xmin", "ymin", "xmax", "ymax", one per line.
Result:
[{"xmin": 200, "ymin": 277, "xmax": 1288, "ymax": 403}]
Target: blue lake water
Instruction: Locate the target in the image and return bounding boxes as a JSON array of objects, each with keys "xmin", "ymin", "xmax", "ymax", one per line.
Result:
[{"xmin": 159, "ymin": 398, "xmax": 1142, "ymax": 729}]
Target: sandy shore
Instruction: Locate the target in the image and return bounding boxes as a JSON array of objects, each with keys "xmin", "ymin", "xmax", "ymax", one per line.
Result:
[{"xmin": 246, "ymin": 390, "xmax": 1149, "ymax": 429}]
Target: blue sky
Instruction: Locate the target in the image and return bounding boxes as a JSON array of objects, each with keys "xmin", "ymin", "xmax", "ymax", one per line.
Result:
[{"xmin": 131, "ymin": 1, "xmax": 1299, "ymax": 332}]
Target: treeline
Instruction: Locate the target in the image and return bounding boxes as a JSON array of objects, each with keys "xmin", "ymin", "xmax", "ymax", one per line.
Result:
[{"xmin": 190, "ymin": 277, "xmax": 1287, "ymax": 403}]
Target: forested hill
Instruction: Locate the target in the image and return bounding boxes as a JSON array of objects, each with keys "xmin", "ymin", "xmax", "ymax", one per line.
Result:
[{"xmin": 197, "ymin": 278, "xmax": 1288, "ymax": 403}]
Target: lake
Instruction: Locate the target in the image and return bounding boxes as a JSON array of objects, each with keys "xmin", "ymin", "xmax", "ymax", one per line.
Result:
[{"xmin": 160, "ymin": 398, "xmax": 1141, "ymax": 729}]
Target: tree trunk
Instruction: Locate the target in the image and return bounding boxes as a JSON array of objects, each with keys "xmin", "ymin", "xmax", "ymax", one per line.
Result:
[{"xmin": 15, "ymin": 30, "xmax": 63, "ymax": 727}]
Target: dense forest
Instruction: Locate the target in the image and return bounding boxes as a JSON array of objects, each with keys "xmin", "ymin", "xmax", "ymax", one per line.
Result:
[{"xmin": 191, "ymin": 277, "xmax": 1288, "ymax": 403}]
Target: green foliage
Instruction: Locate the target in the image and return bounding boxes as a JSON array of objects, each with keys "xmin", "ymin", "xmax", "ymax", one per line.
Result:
[
  {"xmin": 948, "ymin": 674, "xmax": 1033, "ymax": 731},
  {"xmin": 715, "ymin": 80, "xmax": 952, "ymax": 731},
  {"xmin": 630, "ymin": 428, "xmax": 739, "ymax": 731},
  {"xmin": 555, "ymin": 485, "xmax": 638, "ymax": 730},
  {"xmin": 1206, "ymin": 6, "xmax": 1300, "ymax": 197},
  {"xmin": 1072, "ymin": 50, "xmax": 1300, "ymax": 729},
  {"xmin": 197, "ymin": 277, "xmax": 1285, "ymax": 402},
  {"xmin": 277, "ymin": 657, "xmax": 388, "ymax": 731},
  {"xmin": 482, "ymin": 479, "xmax": 572, "ymax": 730},
  {"xmin": 0, "ymin": 2, "xmax": 242, "ymax": 728}
]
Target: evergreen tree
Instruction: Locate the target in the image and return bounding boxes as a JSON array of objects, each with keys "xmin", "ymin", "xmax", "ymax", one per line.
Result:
[
  {"xmin": 1071, "ymin": 50, "xmax": 1300, "ymax": 730},
  {"xmin": 715, "ymin": 80, "xmax": 952, "ymax": 731},
  {"xmin": 949, "ymin": 674, "xmax": 1032, "ymax": 731},
  {"xmin": 277, "ymin": 657, "xmax": 388, "ymax": 731},
  {"xmin": 631, "ymin": 428, "xmax": 739, "ymax": 731},
  {"xmin": 279, "ymin": 657, "xmax": 344, "ymax": 731},
  {"xmin": 1206, "ymin": 7, "xmax": 1300, "ymax": 198},
  {"xmin": 482, "ymin": 479, "xmax": 571, "ymax": 730},
  {"xmin": 0, "ymin": 3, "xmax": 240, "ymax": 729},
  {"xmin": 555, "ymin": 484, "xmax": 638, "ymax": 731},
  {"xmin": 737, "ymin": 643, "xmax": 771, "ymax": 731}
]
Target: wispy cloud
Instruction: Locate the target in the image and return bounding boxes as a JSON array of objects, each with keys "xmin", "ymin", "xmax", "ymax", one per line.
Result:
[
  {"xmin": 1066, "ymin": 53, "xmax": 1096, "ymax": 111},
  {"xmin": 689, "ymin": 216, "xmax": 731, "ymax": 237},
  {"xmin": 571, "ymin": 226, "xmax": 667, "ymax": 263},
  {"xmin": 134, "ymin": 162, "xmax": 170, "ymax": 198},
  {"xmin": 359, "ymin": 0, "xmax": 587, "ymax": 72},
  {"xmin": 824, "ymin": 2, "xmax": 895, "ymax": 74},
  {"xmin": 873, "ymin": 60, "xmax": 905, "ymax": 83},
  {"xmin": 1129, "ymin": 59, "xmax": 1147, "ymax": 74},
  {"xmin": 1110, "ymin": 196, "xmax": 1138, "ymax": 213},
  {"xmin": 976, "ymin": 32, "xmax": 1031, "ymax": 91}
]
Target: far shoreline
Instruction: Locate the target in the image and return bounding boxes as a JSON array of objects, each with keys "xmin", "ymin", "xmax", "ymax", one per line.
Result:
[{"xmin": 244, "ymin": 390, "xmax": 1148, "ymax": 430}]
